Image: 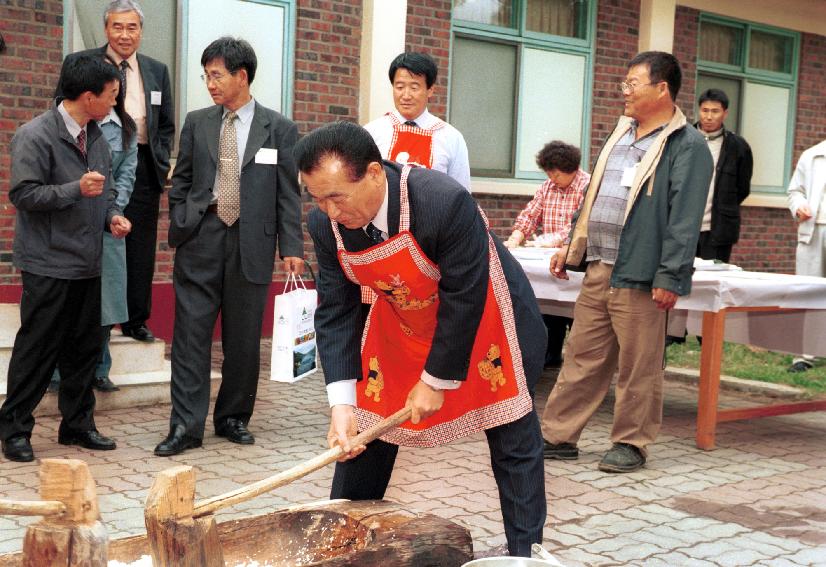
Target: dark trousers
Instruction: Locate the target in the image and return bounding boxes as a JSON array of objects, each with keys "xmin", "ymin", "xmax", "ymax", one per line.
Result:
[
  {"xmin": 0, "ymin": 273, "xmax": 103, "ymax": 440},
  {"xmin": 544, "ymin": 314, "xmax": 572, "ymax": 363},
  {"xmin": 330, "ymin": 410, "xmax": 546, "ymax": 558},
  {"xmin": 696, "ymin": 231, "xmax": 733, "ymax": 263},
  {"xmin": 169, "ymin": 211, "xmax": 269, "ymax": 438},
  {"xmin": 123, "ymin": 144, "xmax": 161, "ymax": 329}
]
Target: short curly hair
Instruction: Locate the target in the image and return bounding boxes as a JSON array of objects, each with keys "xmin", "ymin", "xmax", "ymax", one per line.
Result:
[{"xmin": 535, "ymin": 141, "xmax": 581, "ymax": 174}]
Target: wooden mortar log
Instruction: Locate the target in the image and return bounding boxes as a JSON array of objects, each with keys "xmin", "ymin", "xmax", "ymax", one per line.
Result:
[
  {"xmin": 144, "ymin": 465, "xmax": 224, "ymax": 567},
  {"xmin": 21, "ymin": 459, "xmax": 108, "ymax": 567}
]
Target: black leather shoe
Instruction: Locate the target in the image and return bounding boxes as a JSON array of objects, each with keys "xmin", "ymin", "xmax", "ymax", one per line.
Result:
[
  {"xmin": 787, "ymin": 361, "xmax": 813, "ymax": 373},
  {"xmin": 94, "ymin": 375, "xmax": 120, "ymax": 392},
  {"xmin": 122, "ymin": 324, "xmax": 155, "ymax": 342},
  {"xmin": 215, "ymin": 418, "xmax": 255, "ymax": 445},
  {"xmin": 58, "ymin": 429, "xmax": 117, "ymax": 451},
  {"xmin": 2, "ymin": 435, "xmax": 34, "ymax": 462},
  {"xmin": 154, "ymin": 425, "xmax": 202, "ymax": 457},
  {"xmin": 598, "ymin": 442, "xmax": 645, "ymax": 473},
  {"xmin": 543, "ymin": 440, "xmax": 578, "ymax": 460}
]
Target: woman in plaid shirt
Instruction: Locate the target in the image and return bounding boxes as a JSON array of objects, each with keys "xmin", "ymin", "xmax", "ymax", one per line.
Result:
[
  {"xmin": 505, "ymin": 141, "xmax": 590, "ymax": 367},
  {"xmin": 505, "ymin": 141, "xmax": 590, "ymax": 249}
]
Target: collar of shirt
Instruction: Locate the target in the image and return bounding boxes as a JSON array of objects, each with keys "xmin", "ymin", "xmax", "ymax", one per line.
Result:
[
  {"xmin": 697, "ymin": 124, "xmax": 724, "ymax": 141},
  {"xmin": 57, "ymin": 101, "xmax": 84, "ymax": 140},
  {"xmin": 629, "ymin": 119, "xmax": 668, "ymax": 146},
  {"xmin": 223, "ymin": 97, "xmax": 256, "ymax": 125},
  {"xmin": 365, "ymin": 179, "xmax": 390, "ymax": 235},
  {"xmin": 98, "ymin": 108, "xmax": 122, "ymax": 128},
  {"xmin": 105, "ymin": 45, "xmax": 138, "ymax": 70},
  {"xmin": 392, "ymin": 108, "xmax": 435, "ymax": 129}
]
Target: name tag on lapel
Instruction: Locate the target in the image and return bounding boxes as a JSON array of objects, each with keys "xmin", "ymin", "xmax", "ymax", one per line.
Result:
[
  {"xmin": 150, "ymin": 91, "xmax": 162, "ymax": 105},
  {"xmin": 255, "ymin": 148, "xmax": 278, "ymax": 164}
]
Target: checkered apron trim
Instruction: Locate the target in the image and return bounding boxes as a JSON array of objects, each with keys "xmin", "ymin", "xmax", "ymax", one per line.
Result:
[
  {"xmin": 386, "ymin": 112, "xmax": 445, "ymax": 171},
  {"xmin": 330, "ymin": 166, "xmax": 532, "ymax": 447}
]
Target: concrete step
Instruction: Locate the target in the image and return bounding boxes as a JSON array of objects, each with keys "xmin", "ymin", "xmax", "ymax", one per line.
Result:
[
  {"xmin": 1, "ymin": 303, "xmax": 170, "ymax": 395},
  {"xmin": 0, "ymin": 372, "xmax": 222, "ymax": 417}
]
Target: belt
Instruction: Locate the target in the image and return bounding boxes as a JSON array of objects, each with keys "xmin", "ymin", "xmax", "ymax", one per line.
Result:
[{"xmin": 206, "ymin": 203, "xmax": 218, "ymax": 213}]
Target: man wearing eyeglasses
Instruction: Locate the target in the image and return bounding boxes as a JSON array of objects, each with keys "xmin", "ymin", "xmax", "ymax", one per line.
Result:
[
  {"xmin": 154, "ymin": 37, "xmax": 303, "ymax": 457},
  {"xmin": 540, "ymin": 51, "xmax": 713, "ymax": 473},
  {"xmin": 56, "ymin": 0, "xmax": 175, "ymax": 349}
]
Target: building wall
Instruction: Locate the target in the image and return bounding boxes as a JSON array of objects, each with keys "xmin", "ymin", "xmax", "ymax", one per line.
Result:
[
  {"xmin": 2, "ymin": 0, "xmax": 824, "ymax": 293},
  {"xmin": 404, "ymin": 0, "xmax": 451, "ymax": 119},
  {"xmin": 0, "ymin": 1, "xmax": 65, "ymax": 289}
]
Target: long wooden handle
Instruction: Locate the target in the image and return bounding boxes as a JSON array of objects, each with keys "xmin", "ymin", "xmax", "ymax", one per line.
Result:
[
  {"xmin": 0, "ymin": 499, "xmax": 66, "ymax": 517},
  {"xmin": 192, "ymin": 406, "xmax": 412, "ymax": 518}
]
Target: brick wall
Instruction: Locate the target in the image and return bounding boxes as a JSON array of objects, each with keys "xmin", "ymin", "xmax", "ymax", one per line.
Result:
[
  {"xmin": 405, "ymin": 0, "xmax": 452, "ymax": 119},
  {"xmin": 793, "ymin": 32, "xmax": 826, "ymax": 163},
  {"xmin": 290, "ymin": 0, "xmax": 364, "ymax": 276},
  {"xmin": 0, "ymin": 2, "xmax": 64, "ymax": 286},
  {"xmin": 293, "ymin": 0, "xmax": 362, "ymax": 134},
  {"xmin": 672, "ymin": 6, "xmax": 699, "ymax": 120},
  {"xmin": 589, "ymin": 0, "xmax": 641, "ymax": 166}
]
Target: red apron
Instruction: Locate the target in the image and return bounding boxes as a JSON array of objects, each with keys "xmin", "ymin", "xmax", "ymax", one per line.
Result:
[
  {"xmin": 386, "ymin": 112, "xmax": 445, "ymax": 169},
  {"xmin": 361, "ymin": 113, "xmax": 447, "ymax": 305},
  {"xmin": 331, "ymin": 165, "xmax": 533, "ymax": 447}
]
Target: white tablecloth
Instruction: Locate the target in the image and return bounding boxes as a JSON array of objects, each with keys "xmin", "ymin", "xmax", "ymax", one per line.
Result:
[{"xmin": 512, "ymin": 247, "xmax": 826, "ymax": 357}]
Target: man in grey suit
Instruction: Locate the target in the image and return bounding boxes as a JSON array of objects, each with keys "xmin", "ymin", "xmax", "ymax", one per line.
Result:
[
  {"xmin": 56, "ymin": 0, "xmax": 175, "ymax": 345},
  {"xmin": 154, "ymin": 37, "xmax": 304, "ymax": 457},
  {"xmin": 1, "ymin": 55, "xmax": 131, "ymax": 462}
]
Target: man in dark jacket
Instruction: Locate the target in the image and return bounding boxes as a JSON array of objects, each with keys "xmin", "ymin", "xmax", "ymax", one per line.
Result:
[
  {"xmin": 695, "ymin": 88, "xmax": 753, "ymax": 262},
  {"xmin": 0, "ymin": 55, "xmax": 131, "ymax": 462},
  {"xmin": 541, "ymin": 52, "xmax": 713, "ymax": 473},
  {"xmin": 56, "ymin": 0, "xmax": 175, "ymax": 343}
]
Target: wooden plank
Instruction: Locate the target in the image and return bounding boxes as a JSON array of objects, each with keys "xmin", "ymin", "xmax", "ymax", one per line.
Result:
[
  {"xmin": 0, "ymin": 501, "xmax": 65, "ymax": 518},
  {"xmin": 716, "ymin": 400, "xmax": 826, "ymax": 423},
  {"xmin": 696, "ymin": 309, "xmax": 727, "ymax": 450},
  {"xmin": 144, "ymin": 465, "xmax": 224, "ymax": 567}
]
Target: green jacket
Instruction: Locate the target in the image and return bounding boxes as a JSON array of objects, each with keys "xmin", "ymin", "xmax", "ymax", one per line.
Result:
[{"xmin": 566, "ymin": 107, "xmax": 713, "ymax": 295}]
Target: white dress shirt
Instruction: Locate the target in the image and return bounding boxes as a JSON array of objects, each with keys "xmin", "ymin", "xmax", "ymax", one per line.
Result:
[
  {"xmin": 106, "ymin": 46, "xmax": 147, "ymax": 144},
  {"xmin": 364, "ymin": 109, "xmax": 472, "ymax": 191},
  {"xmin": 326, "ymin": 180, "xmax": 461, "ymax": 408}
]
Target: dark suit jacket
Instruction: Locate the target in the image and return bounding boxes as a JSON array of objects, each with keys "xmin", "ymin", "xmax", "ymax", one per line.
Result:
[
  {"xmin": 168, "ymin": 102, "xmax": 303, "ymax": 284},
  {"xmin": 55, "ymin": 46, "xmax": 175, "ymax": 191},
  {"xmin": 695, "ymin": 124, "xmax": 753, "ymax": 246},
  {"xmin": 309, "ymin": 162, "xmax": 546, "ymax": 390}
]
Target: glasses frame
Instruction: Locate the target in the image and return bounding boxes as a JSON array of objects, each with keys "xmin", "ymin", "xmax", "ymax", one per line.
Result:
[
  {"xmin": 619, "ymin": 81, "xmax": 657, "ymax": 93},
  {"xmin": 200, "ymin": 71, "xmax": 234, "ymax": 85}
]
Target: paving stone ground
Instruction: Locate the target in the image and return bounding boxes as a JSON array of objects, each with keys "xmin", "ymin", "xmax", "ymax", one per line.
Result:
[{"xmin": 1, "ymin": 340, "xmax": 825, "ymax": 566}]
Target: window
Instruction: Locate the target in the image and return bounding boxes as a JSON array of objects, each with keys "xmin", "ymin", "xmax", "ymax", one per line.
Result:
[
  {"xmin": 696, "ymin": 15, "xmax": 799, "ymax": 193},
  {"xmin": 66, "ymin": 0, "xmax": 295, "ymax": 148},
  {"xmin": 450, "ymin": 0, "xmax": 594, "ymax": 180}
]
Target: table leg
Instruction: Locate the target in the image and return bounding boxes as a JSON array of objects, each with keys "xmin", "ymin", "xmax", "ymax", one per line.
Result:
[{"xmin": 696, "ymin": 309, "xmax": 726, "ymax": 450}]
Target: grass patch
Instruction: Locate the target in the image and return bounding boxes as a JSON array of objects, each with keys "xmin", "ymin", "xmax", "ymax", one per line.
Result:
[{"xmin": 666, "ymin": 337, "xmax": 826, "ymax": 395}]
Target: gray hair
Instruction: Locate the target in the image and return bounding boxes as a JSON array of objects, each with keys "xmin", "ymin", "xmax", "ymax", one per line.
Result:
[{"xmin": 103, "ymin": 0, "xmax": 145, "ymax": 27}]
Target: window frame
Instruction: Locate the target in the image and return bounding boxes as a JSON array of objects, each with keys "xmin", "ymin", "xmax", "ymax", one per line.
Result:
[
  {"xmin": 62, "ymin": 0, "xmax": 297, "ymax": 156},
  {"xmin": 696, "ymin": 13, "xmax": 800, "ymax": 195},
  {"xmin": 177, "ymin": 0, "xmax": 296, "ymax": 128},
  {"xmin": 450, "ymin": 0, "xmax": 596, "ymax": 182}
]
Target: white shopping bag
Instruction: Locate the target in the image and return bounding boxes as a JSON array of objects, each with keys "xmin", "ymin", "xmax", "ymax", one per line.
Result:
[{"xmin": 270, "ymin": 273, "xmax": 318, "ymax": 382}]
